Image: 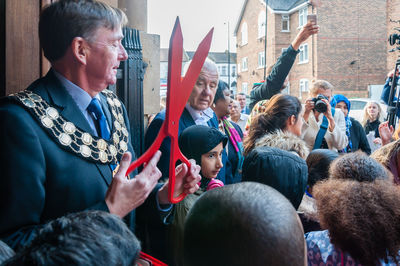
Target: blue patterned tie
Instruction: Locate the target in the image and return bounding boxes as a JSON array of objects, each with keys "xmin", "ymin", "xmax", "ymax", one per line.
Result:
[{"xmin": 87, "ymin": 98, "xmax": 111, "ymax": 140}]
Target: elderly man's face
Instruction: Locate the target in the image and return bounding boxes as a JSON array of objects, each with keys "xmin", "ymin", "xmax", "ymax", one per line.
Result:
[
  {"xmin": 85, "ymin": 26, "xmax": 128, "ymax": 94},
  {"xmin": 236, "ymin": 94, "xmax": 246, "ymax": 109},
  {"xmin": 230, "ymin": 101, "xmax": 241, "ymax": 118},
  {"xmin": 188, "ymin": 66, "xmax": 219, "ymax": 111}
]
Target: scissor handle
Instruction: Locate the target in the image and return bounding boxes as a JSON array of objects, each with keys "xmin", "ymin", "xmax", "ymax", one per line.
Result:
[
  {"xmin": 126, "ymin": 123, "xmax": 166, "ymax": 176},
  {"xmin": 168, "ymin": 136, "xmax": 191, "ymax": 203}
]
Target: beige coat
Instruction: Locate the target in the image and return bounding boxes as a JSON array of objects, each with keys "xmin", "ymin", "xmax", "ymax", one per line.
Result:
[{"xmin": 301, "ymin": 108, "xmax": 348, "ymax": 152}]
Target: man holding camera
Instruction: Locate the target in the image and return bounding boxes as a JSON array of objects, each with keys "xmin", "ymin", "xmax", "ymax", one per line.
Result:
[{"xmin": 302, "ymin": 80, "xmax": 348, "ymax": 151}]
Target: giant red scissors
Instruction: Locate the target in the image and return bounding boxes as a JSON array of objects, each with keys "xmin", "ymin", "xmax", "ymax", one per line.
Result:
[{"xmin": 126, "ymin": 17, "xmax": 213, "ymax": 203}]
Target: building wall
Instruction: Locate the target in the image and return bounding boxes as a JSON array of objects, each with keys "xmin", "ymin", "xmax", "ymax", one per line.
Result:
[
  {"xmin": 285, "ymin": 5, "xmax": 315, "ymax": 101},
  {"xmin": 316, "ymin": 0, "xmax": 387, "ymax": 98},
  {"xmin": 236, "ymin": 0, "xmax": 272, "ymax": 94},
  {"xmin": 236, "ymin": 0, "xmax": 388, "ymax": 101},
  {"xmin": 387, "ymin": 0, "xmax": 400, "ymax": 74}
]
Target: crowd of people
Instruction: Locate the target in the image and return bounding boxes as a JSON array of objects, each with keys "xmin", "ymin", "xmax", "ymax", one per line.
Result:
[{"xmin": 2, "ymin": 0, "xmax": 400, "ymax": 265}]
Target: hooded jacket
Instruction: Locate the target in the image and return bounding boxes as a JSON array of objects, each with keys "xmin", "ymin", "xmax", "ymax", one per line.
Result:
[
  {"xmin": 254, "ymin": 130, "xmax": 310, "ymax": 159},
  {"xmin": 242, "ymin": 147, "xmax": 308, "ymax": 209}
]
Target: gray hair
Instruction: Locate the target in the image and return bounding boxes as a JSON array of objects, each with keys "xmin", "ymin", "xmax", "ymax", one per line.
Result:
[
  {"xmin": 182, "ymin": 58, "xmax": 219, "ymax": 78},
  {"xmin": 39, "ymin": 0, "xmax": 128, "ymax": 62}
]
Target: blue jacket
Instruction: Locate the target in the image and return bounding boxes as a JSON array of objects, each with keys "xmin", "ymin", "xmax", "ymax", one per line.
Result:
[{"xmin": 381, "ymin": 76, "xmax": 400, "ymax": 117}]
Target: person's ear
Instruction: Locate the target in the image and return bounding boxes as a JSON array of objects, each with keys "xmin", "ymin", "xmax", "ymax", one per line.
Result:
[
  {"xmin": 71, "ymin": 37, "xmax": 89, "ymax": 65},
  {"xmin": 290, "ymin": 115, "xmax": 296, "ymax": 126}
]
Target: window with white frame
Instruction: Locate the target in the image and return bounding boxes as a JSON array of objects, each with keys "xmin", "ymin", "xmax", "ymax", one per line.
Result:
[
  {"xmin": 298, "ymin": 7, "xmax": 307, "ymax": 27},
  {"xmin": 258, "ymin": 52, "xmax": 265, "ymax": 68},
  {"xmin": 299, "ymin": 43, "xmax": 308, "ymax": 63},
  {"xmin": 242, "ymin": 82, "xmax": 248, "ymax": 94},
  {"xmin": 242, "ymin": 57, "xmax": 248, "ymax": 71},
  {"xmin": 241, "ymin": 22, "xmax": 248, "ymax": 45},
  {"xmin": 258, "ymin": 12, "xmax": 266, "ymax": 38},
  {"xmin": 221, "ymin": 65, "xmax": 227, "ymax": 76},
  {"xmin": 300, "ymin": 79, "xmax": 309, "ymax": 93},
  {"xmin": 282, "ymin": 15, "xmax": 290, "ymax": 31}
]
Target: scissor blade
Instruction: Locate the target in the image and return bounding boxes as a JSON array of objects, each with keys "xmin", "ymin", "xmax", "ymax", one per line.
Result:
[
  {"xmin": 166, "ymin": 17, "xmax": 183, "ymax": 115},
  {"xmin": 180, "ymin": 27, "xmax": 214, "ymax": 104}
]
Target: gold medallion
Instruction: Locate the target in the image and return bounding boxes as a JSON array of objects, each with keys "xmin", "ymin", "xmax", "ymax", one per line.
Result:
[
  {"xmin": 46, "ymin": 107, "xmax": 59, "ymax": 120},
  {"xmin": 113, "ymin": 132, "xmax": 119, "ymax": 144},
  {"xmin": 118, "ymin": 113, "xmax": 124, "ymax": 124},
  {"xmin": 22, "ymin": 98, "xmax": 36, "ymax": 108},
  {"xmin": 82, "ymin": 133, "xmax": 93, "ymax": 145},
  {"xmin": 80, "ymin": 145, "xmax": 91, "ymax": 157},
  {"xmin": 97, "ymin": 139, "xmax": 108, "ymax": 150},
  {"xmin": 99, "ymin": 151, "xmax": 108, "ymax": 163},
  {"xmin": 112, "ymin": 109, "xmax": 118, "ymax": 118},
  {"xmin": 114, "ymin": 121, "xmax": 121, "ymax": 131},
  {"xmin": 63, "ymin": 122, "xmax": 76, "ymax": 134},
  {"xmin": 119, "ymin": 140, "xmax": 127, "ymax": 152},
  {"xmin": 59, "ymin": 133, "xmax": 72, "ymax": 146},
  {"xmin": 113, "ymin": 98, "xmax": 121, "ymax": 107},
  {"xmin": 121, "ymin": 127, "xmax": 129, "ymax": 137},
  {"xmin": 30, "ymin": 94, "xmax": 41, "ymax": 102},
  {"xmin": 107, "ymin": 98, "xmax": 114, "ymax": 106},
  {"xmin": 109, "ymin": 145, "xmax": 117, "ymax": 156},
  {"xmin": 41, "ymin": 115, "xmax": 54, "ymax": 128}
]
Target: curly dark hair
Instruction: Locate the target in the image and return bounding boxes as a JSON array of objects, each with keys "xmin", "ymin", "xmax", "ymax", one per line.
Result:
[
  {"xmin": 313, "ymin": 179, "xmax": 400, "ymax": 265},
  {"xmin": 306, "ymin": 149, "xmax": 339, "ymax": 188},
  {"xmin": 243, "ymin": 94, "xmax": 302, "ymax": 155},
  {"xmin": 329, "ymin": 151, "xmax": 390, "ymax": 182}
]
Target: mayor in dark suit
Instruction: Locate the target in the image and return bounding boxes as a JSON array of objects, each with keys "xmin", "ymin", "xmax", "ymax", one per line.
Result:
[{"xmin": 0, "ymin": 0, "xmax": 201, "ymax": 252}]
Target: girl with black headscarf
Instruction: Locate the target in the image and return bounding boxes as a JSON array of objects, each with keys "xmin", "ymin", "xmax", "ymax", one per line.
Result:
[{"xmin": 171, "ymin": 125, "xmax": 227, "ymax": 266}]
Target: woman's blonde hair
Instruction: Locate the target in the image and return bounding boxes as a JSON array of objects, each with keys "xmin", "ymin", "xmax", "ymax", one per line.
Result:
[
  {"xmin": 309, "ymin": 79, "xmax": 334, "ymax": 97},
  {"xmin": 361, "ymin": 100, "xmax": 383, "ymax": 127}
]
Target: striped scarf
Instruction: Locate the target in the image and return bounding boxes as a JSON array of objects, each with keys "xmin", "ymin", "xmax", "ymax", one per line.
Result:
[{"xmin": 222, "ymin": 116, "xmax": 244, "ymax": 172}]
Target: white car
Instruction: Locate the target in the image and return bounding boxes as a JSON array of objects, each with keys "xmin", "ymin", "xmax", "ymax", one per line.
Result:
[{"xmin": 348, "ymin": 98, "xmax": 387, "ymax": 123}]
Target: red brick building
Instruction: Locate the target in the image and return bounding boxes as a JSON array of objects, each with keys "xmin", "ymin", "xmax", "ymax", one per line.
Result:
[
  {"xmin": 234, "ymin": 0, "xmax": 388, "ymax": 100},
  {"xmin": 387, "ymin": 0, "xmax": 400, "ymax": 74}
]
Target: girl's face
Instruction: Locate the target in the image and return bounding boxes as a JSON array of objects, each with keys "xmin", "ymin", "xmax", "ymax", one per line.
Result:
[
  {"xmin": 336, "ymin": 101, "xmax": 349, "ymax": 117},
  {"xmin": 200, "ymin": 142, "xmax": 224, "ymax": 179},
  {"xmin": 286, "ymin": 112, "xmax": 303, "ymax": 137},
  {"xmin": 367, "ymin": 103, "xmax": 379, "ymax": 120}
]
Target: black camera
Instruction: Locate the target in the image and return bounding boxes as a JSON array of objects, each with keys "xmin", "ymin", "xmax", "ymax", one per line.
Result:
[
  {"xmin": 388, "ymin": 28, "xmax": 400, "ymax": 52},
  {"xmin": 311, "ymin": 94, "xmax": 328, "ymax": 113}
]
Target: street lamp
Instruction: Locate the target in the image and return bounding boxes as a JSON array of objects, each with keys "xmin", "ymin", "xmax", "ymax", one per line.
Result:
[
  {"xmin": 264, "ymin": 0, "xmax": 268, "ymax": 80},
  {"xmin": 224, "ymin": 21, "xmax": 231, "ymax": 89}
]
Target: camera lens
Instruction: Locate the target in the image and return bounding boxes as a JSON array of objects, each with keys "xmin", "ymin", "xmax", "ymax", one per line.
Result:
[{"xmin": 315, "ymin": 100, "xmax": 327, "ymax": 113}]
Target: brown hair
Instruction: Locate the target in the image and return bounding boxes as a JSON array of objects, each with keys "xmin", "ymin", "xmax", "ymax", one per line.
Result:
[
  {"xmin": 314, "ymin": 179, "xmax": 400, "ymax": 265},
  {"xmin": 243, "ymin": 94, "xmax": 301, "ymax": 155}
]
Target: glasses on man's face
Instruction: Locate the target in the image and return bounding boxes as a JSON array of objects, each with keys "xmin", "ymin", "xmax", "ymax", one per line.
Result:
[{"xmin": 89, "ymin": 40, "xmax": 124, "ymax": 52}]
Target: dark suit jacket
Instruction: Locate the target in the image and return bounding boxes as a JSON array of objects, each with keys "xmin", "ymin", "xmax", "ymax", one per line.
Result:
[
  {"xmin": 0, "ymin": 70, "xmax": 161, "ymax": 251},
  {"xmin": 144, "ymin": 107, "xmax": 230, "ymax": 184}
]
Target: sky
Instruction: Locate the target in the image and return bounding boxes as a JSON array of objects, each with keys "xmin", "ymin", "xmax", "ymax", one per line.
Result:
[{"xmin": 147, "ymin": 0, "xmax": 245, "ymax": 53}]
